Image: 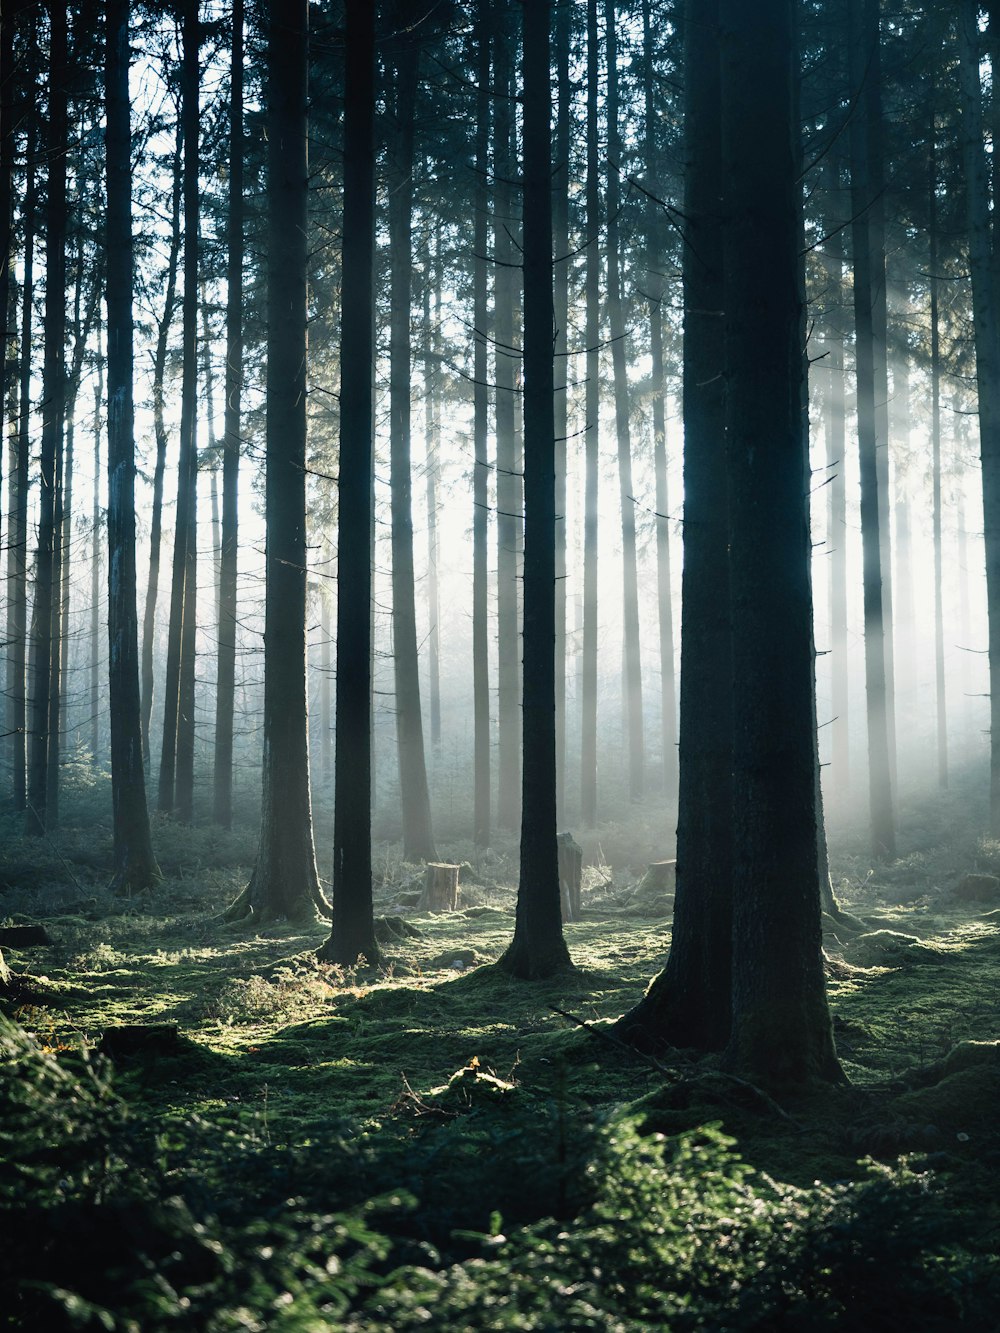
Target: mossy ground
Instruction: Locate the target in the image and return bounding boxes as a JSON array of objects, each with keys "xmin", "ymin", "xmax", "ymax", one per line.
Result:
[{"xmin": 2, "ymin": 774, "xmax": 999, "ymax": 1329}]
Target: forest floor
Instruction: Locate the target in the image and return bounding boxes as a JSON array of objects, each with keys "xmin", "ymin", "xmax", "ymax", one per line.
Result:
[{"xmin": 2, "ymin": 776, "xmax": 1000, "ymax": 1329}]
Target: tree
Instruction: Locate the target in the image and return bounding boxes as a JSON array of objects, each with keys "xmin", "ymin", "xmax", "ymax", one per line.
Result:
[
  {"xmin": 26, "ymin": 1, "xmax": 68, "ymax": 836},
  {"xmin": 213, "ymin": 0, "xmax": 244, "ymax": 830},
  {"xmin": 105, "ymin": 0, "xmax": 160, "ymax": 894},
  {"xmin": 616, "ymin": 0, "xmax": 732, "ymax": 1054},
  {"xmin": 472, "ymin": 0, "xmax": 491, "ymax": 849},
  {"xmin": 494, "ymin": 0, "xmax": 522, "ymax": 833},
  {"xmin": 580, "ymin": 0, "xmax": 600, "ymax": 829},
  {"xmin": 720, "ymin": 0, "xmax": 841, "ymax": 1083},
  {"xmin": 498, "ymin": 0, "xmax": 571, "ymax": 982},
  {"xmin": 228, "ymin": 0, "xmax": 326, "ymax": 923},
  {"xmin": 318, "ymin": 0, "xmax": 380, "ymax": 967},
  {"xmin": 385, "ymin": 1, "xmax": 436, "ymax": 864},
  {"xmin": 849, "ymin": 0, "xmax": 896, "ymax": 858},
  {"xmin": 158, "ymin": 0, "xmax": 200, "ymax": 821},
  {"xmin": 958, "ymin": 0, "xmax": 1000, "ymax": 835},
  {"xmin": 604, "ymin": 0, "xmax": 644, "ymax": 805}
]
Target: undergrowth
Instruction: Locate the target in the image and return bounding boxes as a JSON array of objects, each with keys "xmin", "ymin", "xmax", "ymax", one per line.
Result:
[{"xmin": 1, "ymin": 774, "xmax": 999, "ymax": 1329}]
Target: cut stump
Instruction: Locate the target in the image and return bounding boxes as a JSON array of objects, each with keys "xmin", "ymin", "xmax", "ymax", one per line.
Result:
[
  {"xmin": 558, "ymin": 833, "xmax": 583, "ymax": 922},
  {"xmin": 638, "ymin": 860, "xmax": 676, "ymax": 895},
  {"xmin": 0, "ymin": 925, "xmax": 53, "ymax": 947},
  {"xmin": 420, "ymin": 863, "xmax": 460, "ymax": 913}
]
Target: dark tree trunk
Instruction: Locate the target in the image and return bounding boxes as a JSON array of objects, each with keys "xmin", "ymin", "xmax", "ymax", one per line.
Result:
[
  {"xmin": 423, "ymin": 227, "xmax": 441, "ymax": 756},
  {"xmin": 616, "ymin": 0, "xmax": 732, "ymax": 1054},
  {"xmin": 580, "ymin": 0, "xmax": 600, "ymax": 828},
  {"xmin": 929, "ymin": 103, "xmax": 948, "ymax": 790},
  {"xmin": 213, "ymin": 0, "xmax": 243, "ymax": 830},
  {"xmin": 958, "ymin": 0, "xmax": 1000, "ymax": 833},
  {"xmin": 91, "ymin": 335, "xmax": 103, "ymax": 765},
  {"xmin": 849, "ymin": 0, "xmax": 895, "ymax": 858},
  {"xmin": 26, "ymin": 3, "xmax": 68, "ymax": 836},
  {"xmin": 105, "ymin": 0, "xmax": 160, "ymax": 893},
  {"xmin": 553, "ymin": 0, "xmax": 570, "ymax": 819},
  {"xmin": 472, "ymin": 0, "xmax": 491, "ymax": 849},
  {"xmin": 604, "ymin": 0, "xmax": 644, "ymax": 804},
  {"xmin": 642, "ymin": 0, "xmax": 677, "ymax": 800},
  {"xmin": 823, "ymin": 154, "xmax": 849, "ymax": 786},
  {"xmin": 319, "ymin": 0, "xmax": 380, "ymax": 964},
  {"xmin": 498, "ymin": 0, "xmax": 571, "ymax": 981},
  {"xmin": 0, "ymin": 0, "xmax": 12, "ymax": 567},
  {"xmin": 158, "ymin": 0, "xmax": 199, "ymax": 820},
  {"xmin": 494, "ymin": 2, "xmax": 521, "ymax": 831},
  {"xmin": 141, "ymin": 117, "xmax": 182, "ymax": 767},
  {"xmin": 387, "ymin": 25, "xmax": 436, "ymax": 863},
  {"xmin": 8, "ymin": 119, "xmax": 33, "ymax": 810},
  {"xmin": 230, "ymin": 0, "xmax": 325, "ymax": 923},
  {"xmin": 721, "ymin": 0, "xmax": 841, "ymax": 1085}
]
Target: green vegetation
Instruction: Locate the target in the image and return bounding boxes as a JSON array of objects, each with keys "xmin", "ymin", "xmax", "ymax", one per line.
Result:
[{"xmin": 1, "ymin": 779, "xmax": 999, "ymax": 1330}]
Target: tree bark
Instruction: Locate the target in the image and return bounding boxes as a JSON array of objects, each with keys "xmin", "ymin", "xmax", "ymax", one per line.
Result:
[
  {"xmin": 494, "ymin": 2, "xmax": 521, "ymax": 831},
  {"xmin": 616, "ymin": 0, "xmax": 732, "ymax": 1054},
  {"xmin": 498, "ymin": 0, "xmax": 571, "ymax": 981},
  {"xmin": 929, "ymin": 101, "xmax": 948, "ymax": 790},
  {"xmin": 958, "ymin": 1, "xmax": 1000, "ymax": 833},
  {"xmin": 472, "ymin": 0, "xmax": 491, "ymax": 849},
  {"xmin": 105, "ymin": 0, "xmax": 160, "ymax": 893},
  {"xmin": 580, "ymin": 0, "xmax": 600, "ymax": 829},
  {"xmin": 386, "ymin": 21, "xmax": 436, "ymax": 864},
  {"xmin": 213, "ymin": 0, "xmax": 243, "ymax": 829},
  {"xmin": 553, "ymin": 0, "xmax": 570, "ymax": 819},
  {"xmin": 642, "ymin": 0, "xmax": 677, "ymax": 800},
  {"xmin": 319, "ymin": 0, "xmax": 380, "ymax": 964},
  {"xmin": 26, "ymin": 3, "xmax": 68, "ymax": 836},
  {"xmin": 158, "ymin": 0, "xmax": 199, "ymax": 820},
  {"xmin": 823, "ymin": 153, "xmax": 849, "ymax": 786},
  {"xmin": 604, "ymin": 0, "xmax": 644, "ymax": 804},
  {"xmin": 848, "ymin": 0, "xmax": 895, "ymax": 858},
  {"xmin": 228, "ymin": 0, "xmax": 325, "ymax": 923},
  {"xmin": 721, "ymin": 0, "xmax": 841, "ymax": 1085},
  {"xmin": 141, "ymin": 116, "xmax": 182, "ymax": 767},
  {"xmin": 7, "ymin": 110, "xmax": 34, "ymax": 810}
]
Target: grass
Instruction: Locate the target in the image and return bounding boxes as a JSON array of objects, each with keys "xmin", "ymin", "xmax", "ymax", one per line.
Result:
[{"xmin": 1, "ymin": 773, "xmax": 999, "ymax": 1329}]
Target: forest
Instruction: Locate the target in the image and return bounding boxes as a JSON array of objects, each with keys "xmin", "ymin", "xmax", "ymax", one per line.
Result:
[{"xmin": 2, "ymin": 0, "xmax": 1000, "ymax": 1327}]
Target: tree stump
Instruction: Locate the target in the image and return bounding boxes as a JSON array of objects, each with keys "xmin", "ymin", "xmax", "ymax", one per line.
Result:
[
  {"xmin": 419, "ymin": 863, "xmax": 460, "ymax": 913},
  {"xmin": 558, "ymin": 832, "xmax": 583, "ymax": 922},
  {"xmin": 639, "ymin": 860, "xmax": 676, "ymax": 894},
  {"xmin": 0, "ymin": 924, "xmax": 53, "ymax": 947}
]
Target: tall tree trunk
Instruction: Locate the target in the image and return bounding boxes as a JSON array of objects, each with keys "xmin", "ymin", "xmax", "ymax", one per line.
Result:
[
  {"xmin": 230, "ymin": 0, "xmax": 325, "ymax": 923},
  {"xmin": 0, "ymin": 0, "xmax": 12, "ymax": 569},
  {"xmin": 387, "ymin": 28, "xmax": 436, "ymax": 863},
  {"xmin": 580, "ymin": 0, "xmax": 600, "ymax": 828},
  {"xmin": 928, "ymin": 107, "xmax": 947, "ymax": 789},
  {"xmin": 823, "ymin": 154, "xmax": 849, "ymax": 786},
  {"xmin": 642, "ymin": 0, "xmax": 677, "ymax": 799},
  {"xmin": 91, "ymin": 333, "xmax": 103, "ymax": 765},
  {"xmin": 849, "ymin": 0, "xmax": 895, "ymax": 858},
  {"xmin": 498, "ymin": 0, "xmax": 571, "ymax": 980},
  {"xmin": 971, "ymin": 8, "xmax": 1000, "ymax": 760},
  {"xmin": 141, "ymin": 118, "xmax": 182, "ymax": 766},
  {"xmin": 26, "ymin": 3, "xmax": 68, "ymax": 836},
  {"xmin": 552, "ymin": 0, "xmax": 570, "ymax": 819},
  {"xmin": 616, "ymin": 0, "xmax": 732, "ymax": 1054},
  {"xmin": 105, "ymin": 0, "xmax": 160, "ymax": 893},
  {"xmin": 423, "ymin": 226, "xmax": 442, "ymax": 756},
  {"xmin": 472, "ymin": 0, "xmax": 491, "ymax": 849},
  {"xmin": 213, "ymin": 0, "xmax": 243, "ymax": 829},
  {"xmin": 494, "ymin": 3, "xmax": 521, "ymax": 831},
  {"xmin": 158, "ymin": 0, "xmax": 199, "ymax": 820},
  {"xmin": 721, "ymin": 0, "xmax": 841, "ymax": 1085},
  {"xmin": 8, "ymin": 124, "xmax": 33, "ymax": 809},
  {"xmin": 319, "ymin": 0, "xmax": 380, "ymax": 964},
  {"xmin": 605, "ymin": 0, "xmax": 644, "ymax": 803}
]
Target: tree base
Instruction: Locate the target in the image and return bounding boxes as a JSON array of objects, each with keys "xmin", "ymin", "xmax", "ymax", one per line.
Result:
[{"xmin": 496, "ymin": 935, "xmax": 574, "ymax": 981}]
